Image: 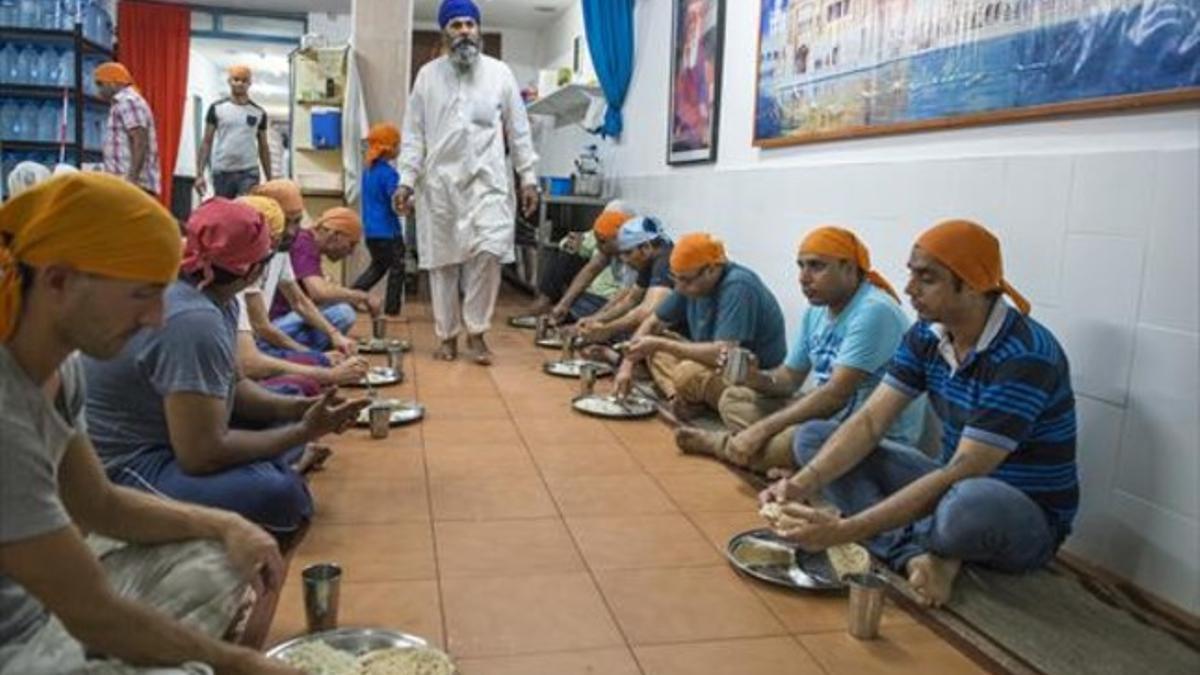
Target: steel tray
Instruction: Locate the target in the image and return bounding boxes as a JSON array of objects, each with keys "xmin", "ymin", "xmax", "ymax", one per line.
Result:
[
  {"xmin": 355, "ymin": 400, "xmax": 425, "ymax": 427},
  {"xmin": 543, "ymin": 359, "xmax": 615, "ymax": 378},
  {"xmin": 571, "ymin": 393, "xmax": 656, "ymax": 419},
  {"xmin": 726, "ymin": 528, "xmax": 845, "ymax": 591}
]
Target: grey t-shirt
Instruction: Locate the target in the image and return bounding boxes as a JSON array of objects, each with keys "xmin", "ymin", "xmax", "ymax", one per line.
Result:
[
  {"xmin": 0, "ymin": 348, "xmax": 86, "ymax": 651},
  {"xmin": 84, "ymin": 281, "xmax": 239, "ymax": 468},
  {"xmin": 206, "ymin": 98, "xmax": 267, "ymax": 173}
]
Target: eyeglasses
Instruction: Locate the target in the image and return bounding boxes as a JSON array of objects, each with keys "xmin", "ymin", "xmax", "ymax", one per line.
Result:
[{"xmin": 671, "ymin": 266, "xmax": 709, "ymax": 285}]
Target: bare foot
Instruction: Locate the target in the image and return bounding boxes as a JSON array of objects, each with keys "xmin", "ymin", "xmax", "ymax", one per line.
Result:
[
  {"xmin": 674, "ymin": 427, "xmax": 727, "ymax": 457},
  {"xmin": 433, "ymin": 339, "xmax": 458, "ymax": 361},
  {"xmin": 292, "ymin": 443, "xmax": 333, "ymax": 475},
  {"xmin": 467, "ymin": 334, "xmax": 493, "ymax": 366},
  {"xmin": 765, "ymin": 467, "xmax": 793, "ymax": 481},
  {"xmin": 906, "ymin": 553, "xmax": 961, "ymax": 608}
]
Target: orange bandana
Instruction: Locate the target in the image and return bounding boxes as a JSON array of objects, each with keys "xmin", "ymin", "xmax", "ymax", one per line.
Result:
[
  {"xmin": 365, "ymin": 123, "xmax": 401, "ymax": 165},
  {"xmin": 0, "ymin": 174, "xmax": 181, "ymax": 340},
  {"xmin": 316, "ymin": 207, "xmax": 362, "ymax": 242},
  {"xmin": 94, "ymin": 62, "xmax": 134, "ymax": 85},
  {"xmin": 799, "ymin": 226, "xmax": 899, "ymax": 302},
  {"xmin": 237, "ymin": 195, "xmax": 285, "ymax": 239},
  {"xmin": 593, "ymin": 210, "xmax": 632, "ymax": 240},
  {"xmin": 250, "ymin": 180, "xmax": 304, "ymax": 219},
  {"xmin": 916, "ymin": 219, "xmax": 1031, "ymax": 314},
  {"xmin": 670, "ymin": 233, "xmax": 727, "ymax": 275}
]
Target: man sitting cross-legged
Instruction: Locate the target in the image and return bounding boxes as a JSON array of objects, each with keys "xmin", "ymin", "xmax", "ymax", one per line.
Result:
[
  {"xmin": 0, "ymin": 174, "xmax": 300, "ymax": 674},
  {"xmin": 83, "ymin": 199, "xmax": 367, "ymax": 536},
  {"xmin": 760, "ymin": 219, "xmax": 1078, "ymax": 608}
]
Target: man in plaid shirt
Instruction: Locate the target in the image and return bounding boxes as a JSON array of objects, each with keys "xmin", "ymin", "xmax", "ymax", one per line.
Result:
[{"xmin": 95, "ymin": 62, "xmax": 161, "ymax": 196}]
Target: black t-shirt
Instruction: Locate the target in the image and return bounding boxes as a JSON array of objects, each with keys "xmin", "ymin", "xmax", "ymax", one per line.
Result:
[{"xmin": 636, "ymin": 242, "xmax": 675, "ymax": 290}]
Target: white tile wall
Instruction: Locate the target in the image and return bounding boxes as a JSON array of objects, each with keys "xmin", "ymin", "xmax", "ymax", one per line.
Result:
[
  {"xmin": 998, "ymin": 156, "xmax": 1073, "ymax": 307},
  {"xmin": 1107, "ymin": 492, "xmax": 1200, "ymax": 612},
  {"xmin": 1067, "ymin": 152, "xmax": 1160, "ymax": 236},
  {"xmin": 1139, "ymin": 151, "xmax": 1200, "ymax": 334},
  {"xmin": 1116, "ymin": 326, "xmax": 1200, "ymax": 520},
  {"xmin": 1062, "ymin": 397, "xmax": 1126, "ymax": 564}
]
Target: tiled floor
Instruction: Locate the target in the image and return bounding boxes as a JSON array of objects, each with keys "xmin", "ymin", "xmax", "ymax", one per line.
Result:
[{"xmin": 265, "ymin": 296, "xmax": 988, "ymax": 674}]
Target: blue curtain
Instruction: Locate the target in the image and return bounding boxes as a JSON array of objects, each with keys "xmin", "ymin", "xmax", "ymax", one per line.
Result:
[{"xmin": 582, "ymin": 0, "xmax": 635, "ymax": 139}]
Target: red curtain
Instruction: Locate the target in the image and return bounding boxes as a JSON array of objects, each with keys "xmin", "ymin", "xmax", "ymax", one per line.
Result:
[{"xmin": 116, "ymin": 0, "xmax": 189, "ymax": 207}]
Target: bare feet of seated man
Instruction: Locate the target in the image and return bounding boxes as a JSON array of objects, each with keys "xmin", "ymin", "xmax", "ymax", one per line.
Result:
[{"xmin": 906, "ymin": 553, "xmax": 961, "ymax": 608}]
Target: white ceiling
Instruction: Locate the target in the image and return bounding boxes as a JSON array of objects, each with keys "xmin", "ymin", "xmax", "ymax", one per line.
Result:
[{"xmin": 159, "ymin": 0, "xmax": 574, "ymax": 28}]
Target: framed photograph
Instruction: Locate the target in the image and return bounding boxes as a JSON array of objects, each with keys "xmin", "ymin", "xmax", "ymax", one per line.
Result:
[
  {"xmin": 668, "ymin": 0, "xmax": 726, "ymax": 164},
  {"xmin": 753, "ymin": 0, "xmax": 1200, "ymax": 148}
]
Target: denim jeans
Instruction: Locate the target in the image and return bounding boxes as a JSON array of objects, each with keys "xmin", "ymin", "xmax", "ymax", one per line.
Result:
[
  {"xmin": 268, "ymin": 302, "xmax": 355, "ymax": 353},
  {"xmin": 792, "ymin": 420, "xmax": 1059, "ymax": 573},
  {"xmin": 211, "ymin": 168, "xmax": 260, "ymax": 198},
  {"xmin": 569, "ymin": 291, "xmax": 607, "ymax": 320}
]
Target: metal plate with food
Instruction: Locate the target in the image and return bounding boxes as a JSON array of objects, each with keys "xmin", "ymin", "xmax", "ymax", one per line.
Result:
[
  {"xmin": 355, "ymin": 337, "xmax": 412, "ymax": 354},
  {"xmin": 354, "ymin": 400, "xmax": 425, "ymax": 427},
  {"xmin": 542, "ymin": 359, "xmax": 615, "ymax": 378},
  {"xmin": 726, "ymin": 528, "xmax": 846, "ymax": 591},
  {"xmin": 344, "ymin": 367, "xmax": 403, "ymax": 388},
  {"xmin": 534, "ymin": 335, "xmax": 565, "ymax": 349},
  {"xmin": 571, "ymin": 393, "xmax": 656, "ymax": 419},
  {"xmin": 508, "ymin": 315, "xmax": 539, "ymax": 329},
  {"xmin": 267, "ymin": 627, "xmax": 457, "ymax": 674}
]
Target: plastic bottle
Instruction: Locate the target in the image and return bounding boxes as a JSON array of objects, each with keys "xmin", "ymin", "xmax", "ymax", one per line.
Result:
[
  {"xmin": 18, "ymin": 100, "xmax": 39, "ymax": 139},
  {"xmin": 40, "ymin": 47, "xmax": 60, "ymax": 87},
  {"xmin": 0, "ymin": 0, "xmax": 18, "ymax": 29},
  {"xmin": 0, "ymin": 43, "xmax": 14, "ymax": 83},
  {"xmin": 16, "ymin": 44, "xmax": 37, "ymax": 84},
  {"xmin": 38, "ymin": 100, "xmax": 59, "ymax": 141},
  {"xmin": 39, "ymin": 0, "xmax": 56, "ymax": 29},
  {"xmin": 0, "ymin": 100, "xmax": 18, "ymax": 140},
  {"xmin": 17, "ymin": 0, "xmax": 37, "ymax": 28},
  {"xmin": 58, "ymin": 47, "xmax": 73, "ymax": 86},
  {"xmin": 61, "ymin": 0, "xmax": 78, "ymax": 29},
  {"xmin": 23, "ymin": 44, "xmax": 43, "ymax": 85}
]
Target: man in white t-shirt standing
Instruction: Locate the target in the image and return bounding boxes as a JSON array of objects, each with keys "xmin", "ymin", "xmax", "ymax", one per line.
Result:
[{"xmin": 196, "ymin": 65, "xmax": 272, "ymax": 199}]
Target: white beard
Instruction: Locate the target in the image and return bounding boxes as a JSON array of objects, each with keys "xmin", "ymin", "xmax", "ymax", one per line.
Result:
[{"xmin": 450, "ymin": 38, "xmax": 480, "ymax": 71}]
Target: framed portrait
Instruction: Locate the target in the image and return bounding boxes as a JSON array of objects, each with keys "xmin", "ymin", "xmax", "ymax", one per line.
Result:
[
  {"xmin": 753, "ymin": 0, "xmax": 1200, "ymax": 147},
  {"xmin": 668, "ymin": 0, "xmax": 726, "ymax": 164}
]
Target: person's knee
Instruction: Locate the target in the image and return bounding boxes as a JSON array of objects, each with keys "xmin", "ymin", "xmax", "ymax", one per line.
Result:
[
  {"xmin": 718, "ymin": 386, "xmax": 757, "ymax": 425},
  {"xmin": 324, "ymin": 302, "xmax": 356, "ymax": 331},
  {"xmin": 791, "ymin": 419, "xmax": 838, "ymax": 466},
  {"xmin": 931, "ymin": 478, "xmax": 1051, "ymax": 568},
  {"xmin": 240, "ymin": 471, "xmax": 312, "ymax": 532}
]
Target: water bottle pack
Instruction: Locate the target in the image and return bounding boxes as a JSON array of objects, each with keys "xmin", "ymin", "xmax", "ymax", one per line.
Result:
[
  {"xmin": 0, "ymin": 96, "xmax": 75, "ymax": 143},
  {"xmin": 0, "ymin": 1, "xmax": 113, "ymax": 49},
  {"xmin": 0, "ymin": 43, "xmax": 77, "ymax": 86}
]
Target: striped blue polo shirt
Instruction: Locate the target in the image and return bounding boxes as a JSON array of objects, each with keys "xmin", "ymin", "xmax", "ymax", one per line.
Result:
[{"xmin": 883, "ymin": 300, "xmax": 1078, "ymax": 539}]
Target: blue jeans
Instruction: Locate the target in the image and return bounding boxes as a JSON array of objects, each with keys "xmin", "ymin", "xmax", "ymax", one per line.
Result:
[
  {"xmin": 268, "ymin": 302, "xmax": 355, "ymax": 353},
  {"xmin": 570, "ymin": 292, "xmax": 607, "ymax": 320},
  {"xmin": 792, "ymin": 420, "xmax": 1059, "ymax": 573},
  {"xmin": 107, "ymin": 445, "xmax": 313, "ymax": 534}
]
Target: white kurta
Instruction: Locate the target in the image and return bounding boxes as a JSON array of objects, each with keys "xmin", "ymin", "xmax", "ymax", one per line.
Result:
[{"xmin": 399, "ymin": 55, "xmax": 539, "ymax": 271}]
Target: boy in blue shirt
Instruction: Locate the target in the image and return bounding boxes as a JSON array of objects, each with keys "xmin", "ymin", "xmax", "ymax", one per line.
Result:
[
  {"xmin": 352, "ymin": 123, "xmax": 406, "ymax": 316},
  {"xmin": 761, "ymin": 220, "xmax": 1077, "ymax": 608},
  {"xmin": 677, "ymin": 227, "xmax": 922, "ymax": 474}
]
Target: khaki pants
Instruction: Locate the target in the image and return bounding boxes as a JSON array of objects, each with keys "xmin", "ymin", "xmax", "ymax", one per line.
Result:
[
  {"xmin": 0, "ymin": 539, "xmax": 246, "ymax": 675},
  {"xmin": 647, "ymin": 351, "xmax": 728, "ymax": 410},
  {"xmin": 717, "ymin": 386, "xmax": 799, "ymax": 474}
]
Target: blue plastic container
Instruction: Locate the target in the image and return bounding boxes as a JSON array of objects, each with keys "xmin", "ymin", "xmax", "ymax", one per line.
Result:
[
  {"xmin": 311, "ymin": 108, "xmax": 341, "ymax": 149},
  {"xmin": 547, "ymin": 176, "xmax": 571, "ymax": 196}
]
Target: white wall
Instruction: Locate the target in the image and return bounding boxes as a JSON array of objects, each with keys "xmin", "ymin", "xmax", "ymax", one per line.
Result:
[
  {"xmin": 174, "ymin": 50, "xmax": 226, "ymax": 179},
  {"xmin": 543, "ymin": 0, "xmax": 1200, "ymax": 616},
  {"xmin": 409, "ymin": 21, "xmax": 539, "ymax": 87}
]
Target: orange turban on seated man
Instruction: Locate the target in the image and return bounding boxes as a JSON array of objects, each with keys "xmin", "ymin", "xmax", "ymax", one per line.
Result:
[
  {"xmin": 0, "ymin": 173, "xmax": 181, "ymax": 340},
  {"xmin": 915, "ymin": 218, "xmax": 1031, "ymax": 314},
  {"xmin": 94, "ymin": 62, "xmax": 134, "ymax": 85},
  {"xmin": 317, "ymin": 206, "xmax": 363, "ymax": 242},
  {"xmin": 670, "ymin": 233, "xmax": 727, "ymax": 275},
  {"xmin": 250, "ymin": 179, "xmax": 304, "ymax": 218},
  {"xmin": 237, "ymin": 195, "xmax": 285, "ymax": 239},
  {"xmin": 799, "ymin": 226, "xmax": 899, "ymax": 302}
]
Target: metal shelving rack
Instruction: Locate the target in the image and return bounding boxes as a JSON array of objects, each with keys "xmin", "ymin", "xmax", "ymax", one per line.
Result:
[{"xmin": 0, "ymin": 24, "xmax": 112, "ymax": 172}]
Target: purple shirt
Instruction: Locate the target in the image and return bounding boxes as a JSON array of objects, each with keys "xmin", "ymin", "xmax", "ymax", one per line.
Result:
[{"xmin": 271, "ymin": 229, "xmax": 323, "ymax": 319}]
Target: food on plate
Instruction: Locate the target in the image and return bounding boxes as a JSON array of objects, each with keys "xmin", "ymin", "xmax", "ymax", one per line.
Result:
[
  {"xmin": 826, "ymin": 542, "xmax": 871, "ymax": 579},
  {"xmin": 358, "ymin": 646, "xmax": 456, "ymax": 675},
  {"xmin": 733, "ymin": 540, "xmax": 794, "ymax": 568},
  {"xmin": 279, "ymin": 640, "xmax": 359, "ymax": 674}
]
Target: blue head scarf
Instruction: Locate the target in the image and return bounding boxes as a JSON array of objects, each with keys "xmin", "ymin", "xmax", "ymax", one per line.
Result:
[
  {"xmin": 617, "ymin": 216, "xmax": 667, "ymax": 252},
  {"xmin": 438, "ymin": 0, "xmax": 480, "ymax": 29}
]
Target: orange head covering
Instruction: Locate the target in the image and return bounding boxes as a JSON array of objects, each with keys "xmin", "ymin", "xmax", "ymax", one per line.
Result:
[
  {"xmin": 181, "ymin": 199, "xmax": 271, "ymax": 289},
  {"xmin": 228, "ymin": 65, "xmax": 252, "ymax": 80},
  {"xmin": 0, "ymin": 173, "xmax": 181, "ymax": 341},
  {"xmin": 365, "ymin": 123, "xmax": 401, "ymax": 165},
  {"xmin": 250, "ymin": 179, "xmax": 304, "ymax": 218},
  {"xmin": 593, "ymin": 210, "xmax": 633, "ymax": 240},
  {"xmin": 316, "ymin": 207, "xmax": 362, "ymax": 242},
  {"xmin": 237, "ymin": 195, "xmax": 285, "ymax": 239},
  {"xmin": 670, "ymin": 233, "xmax": 727, "ymax": 275},
  {"xmin": 94, "ymin": 62, "xmax": 134, "ymax": 86},
  {"xmin": 915, "ymin": 219, "xmax": 1030, "ymax": 314},
  {"xmin": 799, "ymin": 226, "xmax": 899, "ymax": 302}
]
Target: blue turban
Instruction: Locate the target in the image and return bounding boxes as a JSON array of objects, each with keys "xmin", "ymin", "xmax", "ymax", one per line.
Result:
[
  {"xmin": 438, "ymin": 0, "xmax": 480, "ymax": 29},
  {"xmin": 617, "ymin": 216, "xmax": 667, "ymax": 252}
]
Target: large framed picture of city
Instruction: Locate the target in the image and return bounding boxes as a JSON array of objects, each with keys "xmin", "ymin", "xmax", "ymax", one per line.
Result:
[
  {"xmin": 753, "ymin": 0, "xmax": 1200, "ymax": 147},
  {"xmin": 669, "ymin": 0, "xmax": 726, "ymax": 164}
]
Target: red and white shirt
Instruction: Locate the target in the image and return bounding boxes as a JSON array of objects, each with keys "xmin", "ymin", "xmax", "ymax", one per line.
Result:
[{"xmin": 103, "ymin": 87, "xmax": 160, "ymax": 195}]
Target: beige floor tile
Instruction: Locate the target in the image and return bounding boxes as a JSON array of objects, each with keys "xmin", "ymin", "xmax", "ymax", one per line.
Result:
[
  {"xmin": 595, "ymin": 566, "xmax": 785, "ymax": 645},
  {"xmin": 515, "ymin": 417, "xmax": 616, "ymax": 444},
  {"xmin": 526, "ymin": 441, "xmax": 644, "ymax": 478},
  {"xmin": 424, "ymin": 443, "xmax": 537, "ymax": 481},
  {"xmin": 546, "ymin": 474, "xmax": 677, "ymax": 517},
  {"xmin": 652, "ymin": 469, "xmax": 763, "ymax": 513},
  {"xmin": 435, "ymin": 518, "xmax": 585, "ymax": 578},
  {"xmin": 752, "ymin": 583, "xmax": 916, "ymax": 634},
  {"xmin": 430, "ymin": 475, "xmax": 559, "ymax": 521},
  {"xmin": 293, "ymin": 521, "xmax": 436, "ymax": 582},
  {"xmin": 338, "ymin": 580, "xmax": 445, "ymax": 648},
  {"xmin": 634, "ymin": 636, "xmax": 825, "ymax": 675},
  {"xmin": 689, "ymin": 511, "xmax": 773, "ymax": 551},
  {"xmin": 797, "ymin": 623, "xmax": 988, "ymax": 674},
  {"xmin": 442, "ymin": 573, "xmax": 623, "ymax": 658},
  {"xmin": 419, "ymin": 395, "xmax": 513, "ymax": 420},
  {"xmin": 421, "ymin": 418, "xmax": 523, "ymax": 446},
  {"xmin": 309, "ymin": 477, "xmax": 430, "ymax": 524},
  {"xmin": 457, "ymin": 647, "xmax": 642, "ymax": 675},
  {"xmin": 308, "ymin": 443, "xmax": 424, "ymax": 483},
  {"xmin": 624, "ymin": 441, "xmax": 735, "ymax": 476},
  {"xmin": 605, "ymin": 419, "xmax": 677, "ymax": 448},
  {"xmin": 566, "ymin": 514, "xmax": 723, "ymax": 571}
]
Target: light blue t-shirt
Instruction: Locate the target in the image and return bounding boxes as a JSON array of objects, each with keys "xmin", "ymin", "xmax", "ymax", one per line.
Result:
[
  {"xmin": 786, "ymin": 281, "xmax": 923, "ymax": 445},
  {"xmin": 83, "ymin": 281, "xmax": 239, "ymax": 469}
]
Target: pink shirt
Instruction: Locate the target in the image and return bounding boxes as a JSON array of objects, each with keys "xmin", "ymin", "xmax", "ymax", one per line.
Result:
[{"xmin": 103, "ymin": 87, "xmax": 161, "ymax": 195}]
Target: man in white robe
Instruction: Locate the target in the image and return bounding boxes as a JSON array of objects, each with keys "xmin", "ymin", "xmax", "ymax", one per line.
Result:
[{"xmin": 396, "ymin": 0, "xmax": 540, "ymax": 364}]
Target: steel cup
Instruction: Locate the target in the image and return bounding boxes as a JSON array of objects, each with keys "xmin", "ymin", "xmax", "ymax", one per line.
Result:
[
  {"xmin": 301, "ymin": 563, "xmax": 342, "ymax": 633},
  {"xmin": 579, "ymin": 363, "xmax": 597, "ymax": 395},
  {"xmin": 372, "ymin": 316, "xmax": 388, "ymax": 340},
  {"xmin": 846, "ymin": 572, "xmax": 886, "ymax": 640},
  {"xmin": 535, "ymin": 315, "xmax": 550, "ymax": 340},
  {"xmin": 386, "ymin": 345, "xmax": 404, "ymax": 372},
  {"xmin": 723, "ymin": 347, "xmax": 752, "ymax": 385},
  {"xmin": 368, "ymin": 402, "xmax": 393, "ymax": 439}
]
